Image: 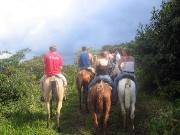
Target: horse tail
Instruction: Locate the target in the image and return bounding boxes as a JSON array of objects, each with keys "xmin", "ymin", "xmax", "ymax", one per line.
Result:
[
  {"xmin": 76, "ymin": 74, "xmax": 83, "ymax": 90},
  {"xmin": 96, "ymin": 80, "xmax": 104, "ymax": 114},
  {"xmin": 124, "ymin": 79, "xmax": 131, "ymax": 110},
  {"xmin": 51, "ymin": 81, "xmax": 57, "ymax": 101}
]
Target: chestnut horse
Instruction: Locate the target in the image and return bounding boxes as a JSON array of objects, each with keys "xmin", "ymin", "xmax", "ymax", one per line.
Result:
[
  {"xmin": 41, "ymin": 76, "xmax": 64, "ymax": 132},
  {"xmin": 76, "ymin": 69, "xmax": 94, "ymax": 111},
  {"xmin": 88, "ymin": 80, "xmax": 112, "ymax": 135}
]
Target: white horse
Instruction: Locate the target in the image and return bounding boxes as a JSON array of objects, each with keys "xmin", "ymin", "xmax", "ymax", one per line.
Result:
[
  {"xmin": 41, "ymin": 76, "xmax": 65, "ymax": 132},
  {"xmin": 117, "ymin": 78, "xmax": 136, "ymax": 130}
]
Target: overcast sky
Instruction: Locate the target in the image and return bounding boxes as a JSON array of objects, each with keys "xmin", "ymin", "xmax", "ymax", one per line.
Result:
[{"xmin": 0, "ymin": 0, "xmax": 161, "ymax": 64}]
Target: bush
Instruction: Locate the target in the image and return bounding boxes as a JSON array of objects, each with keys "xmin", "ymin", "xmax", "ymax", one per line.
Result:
[{"xmin": 148, "ymin": 100, "xmax": 180, "ymax": 135}]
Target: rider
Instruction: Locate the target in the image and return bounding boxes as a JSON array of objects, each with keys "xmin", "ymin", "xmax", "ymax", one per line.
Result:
[
  {"xmin": 78, "ymin": 46, "xmax": 94, "ymax": 72},
  {"xmin": 87, "ymin": 48, "xmax": 94, "ymax": 66},
  {"xmin": 40, "ymin": 45, "xmax": 67, "ymax": 101},
  {"xmin": 108, "ymin": 49, "xmax": 115, "ymax": 66},
  {"xmin": 115, "ymin": 49, "xmax": 121, "ymax": 64},
  {"xmin": 114, "ymin": 47, "xmax": 137, "ymax": 95},
  {"xmin": 88, "ymin": 51, "xmax": 114, "ymax": 91}
]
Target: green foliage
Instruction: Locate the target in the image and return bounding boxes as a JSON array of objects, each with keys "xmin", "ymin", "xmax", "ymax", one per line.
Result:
[
  {"xmin": 0, "ymin": 48, "xmax": 31, "ymax": 66},
  {"xmin": 0, "ymin": 66, "xmax": 37, "ymax": 103},
  {"xmin": 134, "ymin": 0, "xmax": 180, "ymax": 99},
  {"xmin": 22, "ymin": 56, "xmax": 44, "ymax": 80},
  {"xmin": 0, "ymin": 48, "xmax": 35, "ymax": 104},
  {"xmin": 148, "ymin": 100, "xmax": 180, "ymax": 135}
]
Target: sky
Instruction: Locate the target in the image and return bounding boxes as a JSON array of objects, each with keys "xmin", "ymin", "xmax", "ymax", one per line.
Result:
[{"xmin": 0, "ymin": 0, "xmax": 161, "ymax": 64}]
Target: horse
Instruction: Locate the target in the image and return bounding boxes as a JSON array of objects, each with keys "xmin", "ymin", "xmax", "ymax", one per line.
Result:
[
  {"xmin": 117, "ymin": 78, "xmax": 136, "ymax": 130},
  {"xmin": 41, "ymin": 75, "xmax": 65, "ymax": 132},
  {"xmin": 88, "ymin": 80, "xmax": 112, "ymax": 135},
  {"xmin": 76, "ymin": 69, "xmax": 94, "ymax": 112}
]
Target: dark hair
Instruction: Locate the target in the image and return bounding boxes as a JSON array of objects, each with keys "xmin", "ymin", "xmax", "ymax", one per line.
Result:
[
  {"xmin": 82, "ymin": 46, "xmax": 87, "ymax": 51},
  {"xmin": 100, "ymin": 51, "xmax": 107, "ymax": 58},
  {"xmin": 122, "ymin": 48, "xmax": 131, "ymax": 56},
  {"xmin": 49, "ymin": 45, "xmax": 57, "ymax": 51}
]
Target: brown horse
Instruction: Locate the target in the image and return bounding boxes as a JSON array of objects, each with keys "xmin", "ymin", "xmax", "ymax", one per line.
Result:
[
  {"xmin": 88, "ymin": 80, "xmax": 112, "ymax": 135},
  {"xmin": 41, "ymin": 76, "xmax": 64, "ymax": 132},
  {"xmin": 76, "ymin": 69, "xmax": 94, "ymax": 112}
]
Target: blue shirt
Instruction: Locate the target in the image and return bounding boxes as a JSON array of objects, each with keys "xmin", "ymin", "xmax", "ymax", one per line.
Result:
[{"xmin": 79, "ymin": 51, "xmax": 90, "ymax": 68}]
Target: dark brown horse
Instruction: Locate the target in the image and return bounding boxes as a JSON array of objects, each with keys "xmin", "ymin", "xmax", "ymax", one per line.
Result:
[
  {"xmin": 76, "ymin": 69, "xmax": 94, "ymax": 111},
  {"xmin": 88, "ymin": 80, "xmax": 112, "ymax": 135}
]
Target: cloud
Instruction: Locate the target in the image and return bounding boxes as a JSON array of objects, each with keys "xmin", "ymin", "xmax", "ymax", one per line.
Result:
[{"xmin": 0, "ymin": 0, "xmax": 161, "ymax": 64}]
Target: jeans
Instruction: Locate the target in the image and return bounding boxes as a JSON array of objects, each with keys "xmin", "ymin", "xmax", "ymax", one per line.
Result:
[
  {"xmin": 88, "ymin": 75, "xmax": 114, "ymax": 89},
  {"xmin": 88, "ymin": 75, "xmax": 119, "ymax": 105},
  {"xmin": 114, "ymin": 72, "xmax": 137, "ymax": 94}
]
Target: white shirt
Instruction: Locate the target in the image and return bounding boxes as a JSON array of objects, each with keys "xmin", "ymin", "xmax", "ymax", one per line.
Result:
[{"xmin": 116, "ymin": 53, "xmax": 121, "ymax": 62}]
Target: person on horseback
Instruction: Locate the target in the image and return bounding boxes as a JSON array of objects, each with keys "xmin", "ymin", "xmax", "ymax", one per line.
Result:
[
  {"xmin": 108, "ymin": 49, "xmax": 115, "ymax": 64},
  {"xmin": 114, "ymin": 47, "xmax": 137, "ymax": 94},
  {"xmin": 77, "ymin": 46, "xmax": 94, "ymax": 72},
  {"xmin": 88, "ymin": 51, "xmax": 114, "ymax": 91},
  {"xmin": 40, "ymin": 45, "xmax": 67, "ymax": 101},
  {"xmin": 115, "ymin": 49, "xmax": 121, "ymax": 64},
  {"xmin": 88, "ymin": 48, "xmax": 94, "ymax": 66}
]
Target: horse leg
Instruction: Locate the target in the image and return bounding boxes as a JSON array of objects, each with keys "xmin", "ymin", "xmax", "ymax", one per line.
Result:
[
  {"xmin": 93, "ymin": 112, "xmax": 99, "ymax": 133},
  {"xmin": 120, "ymin": 102, "xmax": 126, "ymax": 129},
  {"xmin": 79, "ymin": 89, "xmax": 82, "ymax": 110},
  {"xmin": 63, "ymin": 87, "xmax": 67, "ymax": 101},
  {"xmin": 56, "ymin": 100, "xmax": 63, "ymax": 132},
  {"xmin": 85, "ymin": 89, "xmax": 89, "ymax": 113},
  {"xmin": 103, "ymin": 99, "xmax": 111, "ymax": 135},
  {"xmin": 130, "ymin": 102, "xmax": 135, "ymax": 130},
  {"xmin": 46, "ymin": 101, "xmax": 51, "ymax": 128}
]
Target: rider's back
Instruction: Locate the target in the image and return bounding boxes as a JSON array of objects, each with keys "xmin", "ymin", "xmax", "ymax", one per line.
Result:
[
  {"xmin": 121, "ymin": 56, "xmax": 135, "ymax": 73},
  {"xmin": 79, "ymin": 51, "xmax": 90, "ymax": 68},
  {"xmin": 44, "ymin": 52, "xmax": 63, "ymax": 75}
]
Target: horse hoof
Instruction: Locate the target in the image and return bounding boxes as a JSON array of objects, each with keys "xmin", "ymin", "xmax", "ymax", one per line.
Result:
[
  {"xmin": 47, "ymin": 123, "xmax": 50, "ymax": 128},
  {"xmin": 57, "ymin": 127, "xmax": 62, "ymax": 132},
  {"xmin": 63, "ymin": 97, "xmax": 67, "ymax": 101}
]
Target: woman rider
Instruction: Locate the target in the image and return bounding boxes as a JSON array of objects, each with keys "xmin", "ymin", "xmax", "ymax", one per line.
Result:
[
  {"xmin": 88, "ymin": 51, "xmax": 114, "ymax": 91},
  {"xmin": 114, "ymin": 48, "xmax": 137, "ymax": 94}
]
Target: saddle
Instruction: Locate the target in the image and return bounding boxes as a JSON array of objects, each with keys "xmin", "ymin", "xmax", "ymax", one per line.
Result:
[
  {"xmin": 80, "ymin": 67, "xmax": 95, "ymax": 75},
  {"xmin": 45, "ymin": 75, "xmax": 65, "ymax": 86},
  {"xmin": 122, "ymin": 74, "xmax": 135, "ymax": 82},
  {"xmin": 95, "ymin": 75, "xmax": 113, "ymax": 87}
]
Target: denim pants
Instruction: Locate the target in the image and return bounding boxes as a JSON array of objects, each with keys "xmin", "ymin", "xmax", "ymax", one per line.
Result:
[
  {"xmin": 88, "ymin": 75, "xmax": 118, "ymax": 104},
  {"xmin": 114, "ymin": 72, "xmax": 137, "ymax": 95},
  {"xmin": 88, "ymin": 75, "xmax": 114, "ymax": 89}
]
